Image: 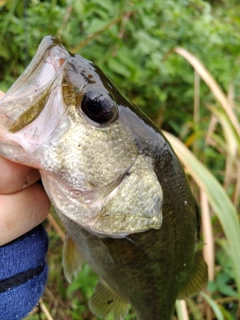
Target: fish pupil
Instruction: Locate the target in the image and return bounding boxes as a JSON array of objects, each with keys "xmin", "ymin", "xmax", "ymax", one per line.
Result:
[
  {"xmin": 87, "ymin": 95, "xmax": 104, "ymax": 115},
  {"xmin": 81, "ymin": 90, "xmax": 116, "ymax": 123}
]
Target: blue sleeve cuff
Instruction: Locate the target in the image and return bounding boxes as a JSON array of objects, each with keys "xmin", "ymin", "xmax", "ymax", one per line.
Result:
[{"xmin": 0, "ymin": 224, "xmax": 48, "ymax": 320}]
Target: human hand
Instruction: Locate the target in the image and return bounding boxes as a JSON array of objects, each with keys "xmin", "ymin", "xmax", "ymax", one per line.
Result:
[
  {"xmin": 0, "ymin": 91, "xmax": 49, "ymax": 246},
  {"xmin": 0, "ymin": 90, "xmax": 50, "ymax": 319},
  {"xmin": 0, "ymin": 90, "xmax": 50, "ymax": 245}
]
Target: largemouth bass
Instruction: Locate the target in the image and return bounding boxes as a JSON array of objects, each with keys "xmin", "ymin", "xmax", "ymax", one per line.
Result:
[{"xmin": 0, "ymin": 36, "xmax": 207, "ymax": 320}]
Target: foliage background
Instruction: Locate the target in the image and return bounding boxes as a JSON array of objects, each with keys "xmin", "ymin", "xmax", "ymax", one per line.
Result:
[{"xmin": 0, "ymin": 0, "xmax": 239, "ymax": 319}]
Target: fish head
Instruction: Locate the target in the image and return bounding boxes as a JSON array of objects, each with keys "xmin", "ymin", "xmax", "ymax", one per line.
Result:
[{"xmin": 0, "ymin": 36, "xmax": 163, "ymax": 238}]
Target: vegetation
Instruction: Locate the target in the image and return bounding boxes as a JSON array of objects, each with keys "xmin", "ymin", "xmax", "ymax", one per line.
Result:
[{"xmin": 0, "ymin": 0, "xmax": 239, "ymax": 319}]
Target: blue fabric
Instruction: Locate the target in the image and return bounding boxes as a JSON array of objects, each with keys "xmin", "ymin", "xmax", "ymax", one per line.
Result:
[{"xmin": 0, "ymin": 224, "xmax": 48, "ymax": 320}]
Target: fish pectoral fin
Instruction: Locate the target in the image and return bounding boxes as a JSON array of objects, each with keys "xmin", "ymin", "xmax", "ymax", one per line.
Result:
[
  {"xmin": 89, "ymin": 279, "xmax": 129, "ymax": 320},
  {"xmin": 102, "ymin": 236, "xmax": 147, "ymax": 265},
  {"xmin": 177, "ymin": 252, "xmax": 208, "ymax": 299},
  {"xmin": 62, "ymin": 233, "xmax": 84, "ymax": 283}
]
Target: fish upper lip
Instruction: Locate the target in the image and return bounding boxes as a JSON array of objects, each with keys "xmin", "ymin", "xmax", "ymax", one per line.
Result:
[
  {"xmin": 0, "ymin": 37, "xmax": 77, "ymax": 162},
  {"xmin": 0, "ymin": 36, "xmax": 71, "ymax": 131},
  {"xmin": 14, "ymin": 38, "xmax": 70, "ymax": 99}
]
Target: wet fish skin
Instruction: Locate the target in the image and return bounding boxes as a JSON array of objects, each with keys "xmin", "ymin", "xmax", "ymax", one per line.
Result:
[
  {"xmin": 57, "ymin": 108, "xmax": 198, "ymax": 319},
  {"xmin": 0, "ymin": 36, "xmax": 207, "ymax": 320}
]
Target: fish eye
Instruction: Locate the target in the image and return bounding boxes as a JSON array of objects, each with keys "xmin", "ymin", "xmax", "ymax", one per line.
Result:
[{"xmin": 80, "ymin": 89, "xmax": 117, "ymax": 124}]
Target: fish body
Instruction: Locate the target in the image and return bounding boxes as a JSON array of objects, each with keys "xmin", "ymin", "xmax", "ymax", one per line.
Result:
[{"xmin": 0, "ymin": 36, "xmax": 207, "ymax": 319}]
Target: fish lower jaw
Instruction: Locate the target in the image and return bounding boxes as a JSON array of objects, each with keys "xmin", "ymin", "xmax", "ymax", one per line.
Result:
[
  {"xmin": 41, "ymin": 175, "xmax": 130, "ymax": 239},
  {"xmin": 0, "ymin": 139, "xmax": 36, "ymax": 167}
]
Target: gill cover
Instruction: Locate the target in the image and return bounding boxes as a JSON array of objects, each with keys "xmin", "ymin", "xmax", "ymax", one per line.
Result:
[
  {"xmin": 51, "ymin": 153, "xmax": 163, "ymax": 238},
  {"xmin": 88, "ymin": 154, "xmax": 163, "ymax": 237}
]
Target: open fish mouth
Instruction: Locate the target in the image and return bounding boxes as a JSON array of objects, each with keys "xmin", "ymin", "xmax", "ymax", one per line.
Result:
[
  {"xmin": 0, "ymin": 36, "xmax": 78, "ymax": 165},
  {"xmin": 0, "ymin": 36, "xmax": 70, "ymax": 133}
]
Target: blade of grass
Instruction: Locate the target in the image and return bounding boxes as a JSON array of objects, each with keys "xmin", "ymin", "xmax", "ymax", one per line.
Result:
[
  {"xmin": 200, "ymin": 292, "xmax": 224, "ymax": 320},
  {"xmin": 234, "ymin": 160, "xmax": 240, "ymax": 207},
  {"xmin": 205, "ymin": 113, "xmax": 218, "ymax": 146},
  {"xmin": 210, "ymin": 106, "xmax": 239, "ymax": 200},
  {"xmin": 210, "ymin": 107, "xmax": 238, "ymax": 159},
  {"xmin": 219, "ymin": 305, "xmax": 236, "ymax": 320},
  {"xmin": 175, "ymin": 300, "xmax": 189, "ymax": 320},
  {"xmin": 187, "ymin": 298, "xmax": 204, "ymax": 320},
  {"xmin": 201, "ymin": 190, "xmax": 215, "ymax": 281},
  {"xmin": 174, "ymin": 47, "xmax": 240, "ymax": 140},
  {"xmin": 193, "ymin": 70, "xmax": 201, "ymax": 156},
  {"xmin": 39, "ymin": 299, "xmax": 54, "ymax": 320},
  {"xmin": 164, "ymin": 131, "xmax": 240, "ymax": 298}
]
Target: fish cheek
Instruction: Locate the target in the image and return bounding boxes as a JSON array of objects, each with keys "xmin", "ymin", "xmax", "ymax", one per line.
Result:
[{"xmin": 89, "ymin": 154, "xmax": 163, "ymax": 237}]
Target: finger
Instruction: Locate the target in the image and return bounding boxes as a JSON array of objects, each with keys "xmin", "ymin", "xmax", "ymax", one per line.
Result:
[
  {"xmin": 0, "ymin": 183, "xmax": 50, "ymax": 246},
  {"xmin": 0, "ymin": 90, "xmax": 4, "ymax": 99},
  {"xmin": 0, "ymin": 156, "xmax": 41, "ymax": 194}
]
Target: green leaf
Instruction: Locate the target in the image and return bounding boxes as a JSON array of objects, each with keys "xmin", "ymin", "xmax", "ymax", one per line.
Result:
[{"xmin": 107, "ymin": 57, "xmax": 131, "ymax": 78}]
